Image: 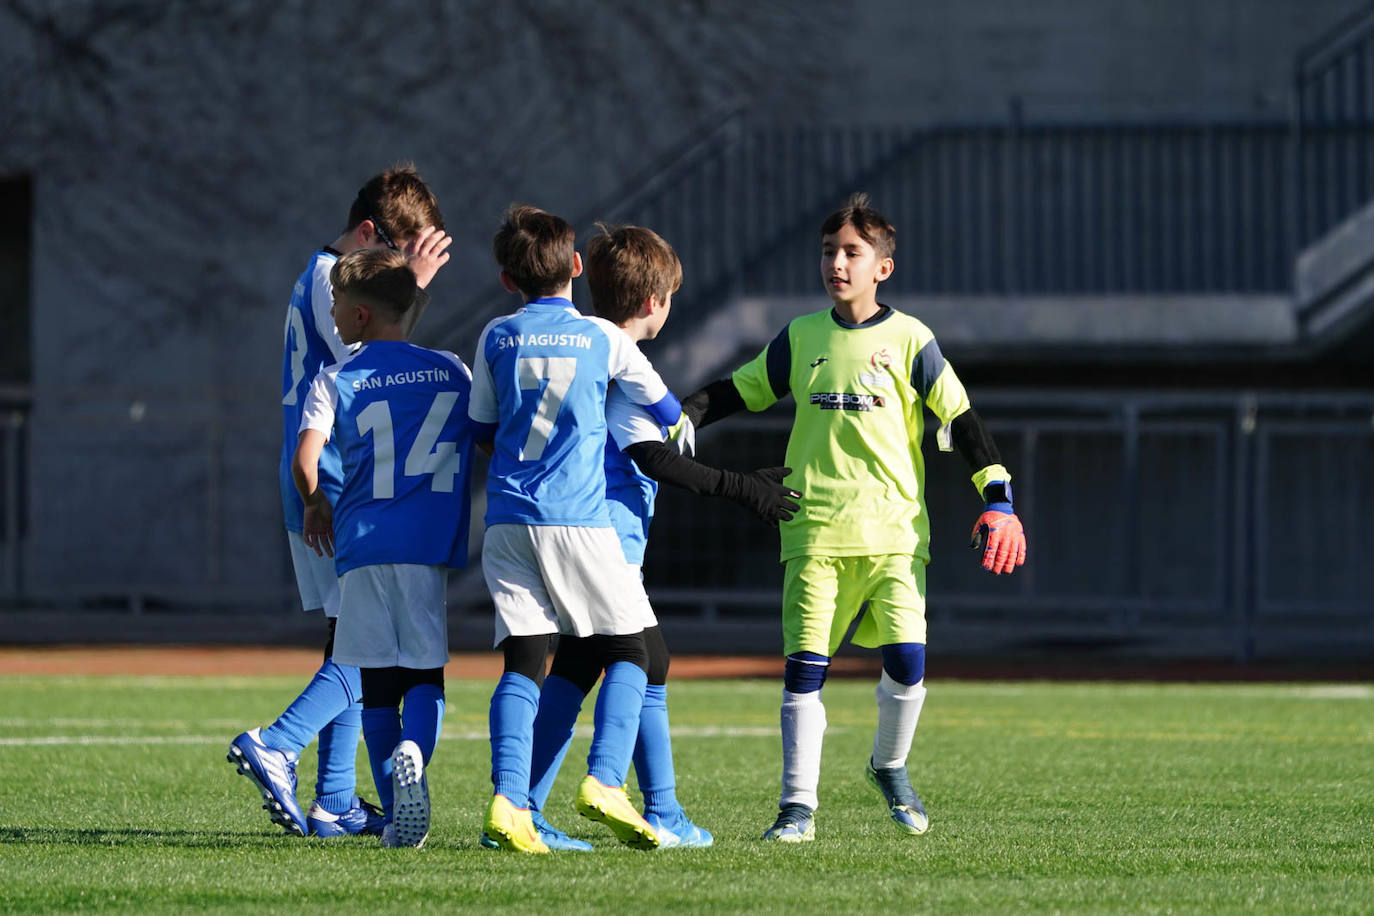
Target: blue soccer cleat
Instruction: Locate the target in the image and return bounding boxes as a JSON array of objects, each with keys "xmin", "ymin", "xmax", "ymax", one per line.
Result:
[
  {"xmin": 645, "ymin": 810, "xmax": 714, "ymax": 848},
  {"xmin": 761, "ymin": 803, "xmax": 815, "ymax": 843},
  {"xmin": 865, "ymin": 757, "xmax": 929, "ymax": 835},
  {"xmin": 307, "ymin": 795, "xmax": 387, "ymax": 837},
  {"xmin": 531, "ymin": 809, "xmax": 593, "ymax": 851},
  {"xmin": 227, "ymin": 728, "xmax": 307, "ymax": 836}
]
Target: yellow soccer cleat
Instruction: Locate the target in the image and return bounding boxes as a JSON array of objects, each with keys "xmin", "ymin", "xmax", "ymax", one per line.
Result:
[
  {"xmin": 574, "ymin": 776, "xmax": 660, "ymax": 850},
  {"xmin": 483, "ymin": 794, "xmax": 550, "ymax": 854}
]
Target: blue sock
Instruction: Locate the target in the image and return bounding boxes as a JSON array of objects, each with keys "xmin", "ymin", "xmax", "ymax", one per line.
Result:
[
  {"xmin": 261, "ymin": 659, "xmax": 359, "ymax": 753},
  {"xmin": 360, "ymin": 706, "xmax": 402, "ymax": 817},
  {"xmin": 633, "ymin": 683, "xmax": 681, "ymax": 819},
  {"xmin": 489, "ymin": 672, "xmax": 541, "ymax": 808},
  {"xmin": 587, "ymin": 662, "xmax": 647, "ymax": 788},
  {"xmin": 528, "ymin": 675, "xmax": 587, "ymax": 811},
  {"xmin": 314, "ymin": 699, "xmax": 362, "ymax": 811},
  {"xmin": 400, "ymin": 684, "xmax": 445, "ymax": 764}
]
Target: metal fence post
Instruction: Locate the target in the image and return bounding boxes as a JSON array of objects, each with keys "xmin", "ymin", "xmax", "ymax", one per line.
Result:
[
  {"xmin": 3, "ymin": 410, "xmax": 22, "ymax": 601},
  {"xmin": 1232, "ymin": 394, "xmax": 1259, "ymax": 662}
]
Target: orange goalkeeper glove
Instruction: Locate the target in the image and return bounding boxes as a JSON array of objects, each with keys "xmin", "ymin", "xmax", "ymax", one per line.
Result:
[{"xmin": 969, "ymin": 483, "xmax": 1026, "ymax": 575}]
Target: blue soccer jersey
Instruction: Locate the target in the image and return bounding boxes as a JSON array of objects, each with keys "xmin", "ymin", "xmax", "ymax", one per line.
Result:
[
  {"xmin": 299, "ymin": 341, "xmax": 474, "ymax": 576},
  {"xmin": 604, "ymin": 383, "xmax": 666, "ymax": 566},
  {"xmin": 468, "ymin": 297, "xmax": 681, "ymax": 527},
  {"xmin": 279, "ymin": 249, "xmax": 354, "ymax": 533}
]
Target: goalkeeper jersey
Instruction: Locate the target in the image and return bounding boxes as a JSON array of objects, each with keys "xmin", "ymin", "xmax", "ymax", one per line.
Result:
[{"xmin": 733, "ymin": 305, "xmax": 975, "ymax": 562}]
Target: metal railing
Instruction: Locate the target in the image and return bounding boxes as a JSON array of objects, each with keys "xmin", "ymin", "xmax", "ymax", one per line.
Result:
[
  {"xmin": 1294, "ymin": 1, "xmax": 1374, "ymax": 241},
  {"xmin": 711, "ymin": 124, "xmax": 1305, "ymax": 295},
  {"xmin": 424, "ymin": 120, "xmax": 1374, "ymax": 365},
  {"xmin": 0, "ymin": 386, "xmax": 29, "ymax": 602},
  {"xmin": 636, "ymin": 390, "xmax": 1374, "ymax": 660},
  {"xmin": 1296, "ymin": 0, "xmax": 1374, "ymax": 124},
  {"xmin": 4, "ymin": 389, "xmax": 1370, "ymax": 660}
]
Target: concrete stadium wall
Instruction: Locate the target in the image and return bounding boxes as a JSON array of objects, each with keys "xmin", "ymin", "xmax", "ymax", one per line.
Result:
[{"xmin": 0, "ymin": 0, "xmax": 1364, "ymax": 598}]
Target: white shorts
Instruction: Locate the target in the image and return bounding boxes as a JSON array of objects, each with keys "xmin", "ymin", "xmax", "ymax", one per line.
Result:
[
  {"xmin": 482, "ymin": 524, "xmax": 649, "ymax": 646},
  {"xmin": 332, "ymin": 563, "xmax": 449, "ymax": 669},
  {"xmin": 627, "ymin": 563, "xmax": 658, "ymax": 630},
  {"xmin": 288, "ymin": 531, "xmax": 340, "ymax": 618}
]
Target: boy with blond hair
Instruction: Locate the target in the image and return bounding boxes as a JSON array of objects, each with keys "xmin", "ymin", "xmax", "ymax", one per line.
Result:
[
  {"xmin": 683, "ymin": 193, "xmax": 1027, "ymax": 843},
  {"xmin": 293, "ymin": 247, "xmax": 475, "ymax": 848},
  {"xmin": 517, "ymin": 223, "xmax": 799, "ymax": 851},
  {"xmin": 229, "ymin": 165, "xmax": 450, "ymax": 838}
]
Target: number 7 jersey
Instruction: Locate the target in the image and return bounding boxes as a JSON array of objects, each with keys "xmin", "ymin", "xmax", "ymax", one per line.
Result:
[
  {"xmin": 468, "ymin": 296, "xmax": 681, "ymax": 528},
  {"xmin": 299, "ymin": 340, "xmax": 475, "ymax": 575}
]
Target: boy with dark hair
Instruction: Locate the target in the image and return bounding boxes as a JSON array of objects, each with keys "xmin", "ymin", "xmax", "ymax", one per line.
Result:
[
  {"xmin": 293, "ymin": 247, "xmax": 475, "ymax": 849},
  {"xmin": 514, "ymin": 223, "xmax": 800, "ymax": 851},
  {"xmin": 228, "ymin": 164, "xmax": 450, "ymax": 838},
  {"xmin": 470, "ymin": 205, "xmax": 691, "ymax": 853},
  {"xmin": 683, "ymin": 193, "xmax": 1027, "ymax": 843}
]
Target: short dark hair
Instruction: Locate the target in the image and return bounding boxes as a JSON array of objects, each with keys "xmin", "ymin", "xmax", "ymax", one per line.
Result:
[
  {"xmin": 329, "ymin": 248, "xmax": 416, "ymax": 320},
  {"xmin": 585, "ymin": 223, "xmax": 683, "ymax": 325},
  {"xmin": 345, "ymin": 163, "xmax": 445, "ymax": 242},
  {"xmin": 492, "ymin": 204, "xmax": 578, "ymax": 300},
  {"xmin": 820, "ymin": 192, "xmax": 896, "ymax": 259}
]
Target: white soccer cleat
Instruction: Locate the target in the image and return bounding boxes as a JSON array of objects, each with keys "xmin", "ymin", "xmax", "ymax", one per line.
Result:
[{"xmin": 385, "ymin": 740, "xmax": 429, "ymax": 848}]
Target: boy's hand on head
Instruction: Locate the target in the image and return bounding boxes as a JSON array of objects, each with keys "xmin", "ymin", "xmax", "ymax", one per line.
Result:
[
  {"xmin": 406, "ymin": 226, "xmax": 452, "ymax": 289},
  {"xmin": 302, "ymin": 496, "xmax": 335, "ymax": 558}
]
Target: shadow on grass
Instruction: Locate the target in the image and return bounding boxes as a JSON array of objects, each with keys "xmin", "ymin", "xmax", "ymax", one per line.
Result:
[{"xmin": 0, "ymin": 825, "xmax": 304, "ymax": 847}]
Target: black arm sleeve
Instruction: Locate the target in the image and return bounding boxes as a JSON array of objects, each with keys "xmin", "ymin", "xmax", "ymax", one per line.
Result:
[
  {"xmin": 624, "ymin": 441, "xmax": 799, "ymax": 525},
  {"xmin": 623, "ymin": 441, "xmax": 724, "ymax": 495},
  {"xmin": 949, "ymin": 409, "xmax": 1003, "ymax": 472},
  {"xmin": 680, "ymin": 378, "xmax": 746, "ymax": 429}
]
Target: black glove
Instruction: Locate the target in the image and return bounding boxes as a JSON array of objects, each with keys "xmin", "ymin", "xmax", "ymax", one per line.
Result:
[{"xmin": 715, "ymin": 466, "xmax": 801, "ymax": 526}]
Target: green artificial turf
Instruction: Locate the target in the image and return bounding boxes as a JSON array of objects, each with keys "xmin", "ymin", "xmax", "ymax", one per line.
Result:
[{"xmin": 0, "ymin": 674, "xmax": 1369, "ymax": 913}]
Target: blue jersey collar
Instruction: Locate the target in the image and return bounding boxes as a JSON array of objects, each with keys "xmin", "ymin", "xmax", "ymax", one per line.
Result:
[{"xmin": 528, "ymin": 296, "xmax": 574, "ymax": 308}]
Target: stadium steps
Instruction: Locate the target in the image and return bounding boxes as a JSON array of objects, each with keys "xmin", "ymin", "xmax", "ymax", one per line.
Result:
[{"xmin": 1295, "ymin": 195, "xmax": 1374, "ymax": 345}]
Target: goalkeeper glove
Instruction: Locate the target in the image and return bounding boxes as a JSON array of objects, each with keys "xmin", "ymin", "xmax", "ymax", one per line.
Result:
[
  {"xmin": 969, "ymin": 482, "xmax": 1026, "ymax": 575},
  {"xmin": 716, "ymin": 466, "xmax": 801, "ymax": 526}
]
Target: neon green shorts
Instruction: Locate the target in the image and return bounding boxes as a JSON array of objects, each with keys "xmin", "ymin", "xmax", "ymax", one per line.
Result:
[{"xmin": 781, "ymin": 554, "xmax": 928, "ymax": 657}]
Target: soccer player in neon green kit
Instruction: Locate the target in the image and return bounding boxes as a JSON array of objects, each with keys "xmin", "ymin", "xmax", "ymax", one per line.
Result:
[{"xmin": 683, "ymin": 193, "xmax": 1027, "ymax": 842}]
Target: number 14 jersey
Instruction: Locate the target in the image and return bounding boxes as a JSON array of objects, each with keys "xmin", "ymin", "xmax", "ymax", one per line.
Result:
[{"xmin": 299, "ymin": 340, "xmax": 475, "ymax": 575}]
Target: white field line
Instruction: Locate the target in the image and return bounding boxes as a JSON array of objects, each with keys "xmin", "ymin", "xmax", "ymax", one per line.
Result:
[
  {"xmin": 946, "ymin": 683, "xmax": 1374, "ymax": 699},
  {"xmin": 3, "ymin": 677, "xmax": 1369, "ymax": 699},
  {"xmin": 0, "ymin": 724, "xmax": 789, "ymax": 747},
  {"xmin": 0, "ymin": 717, "xmax": 248, "ymax": 728}
]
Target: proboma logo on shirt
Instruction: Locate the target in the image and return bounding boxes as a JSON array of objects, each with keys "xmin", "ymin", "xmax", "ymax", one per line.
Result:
[{"xmin": 809, "ymin": 392, "xmax": 885, "ymax": 411}]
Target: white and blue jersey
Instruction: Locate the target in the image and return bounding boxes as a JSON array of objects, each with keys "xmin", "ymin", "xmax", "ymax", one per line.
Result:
[
  {"xmin": 299, "ymin": 341, "xmax": 474, "ymax": 576},
  {"xmin": 468, "ymin": 297, "xmax": 681, "ymax": 527},
  {"xmin": 604, "ymin": 384, "xmax": 667, "ymax": 566},
  {"xmin": 279, "ymin": 249, "xmax": 354, "ymax": 533}
]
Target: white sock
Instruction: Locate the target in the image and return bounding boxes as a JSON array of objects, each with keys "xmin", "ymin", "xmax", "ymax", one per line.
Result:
[
  {"xmin": 871, "ymin": 674, "xmax": 927, "ymax": 770},
  {"xmin": 779, "ymin": 689, "xmax": 826, "ymax": 811}
]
